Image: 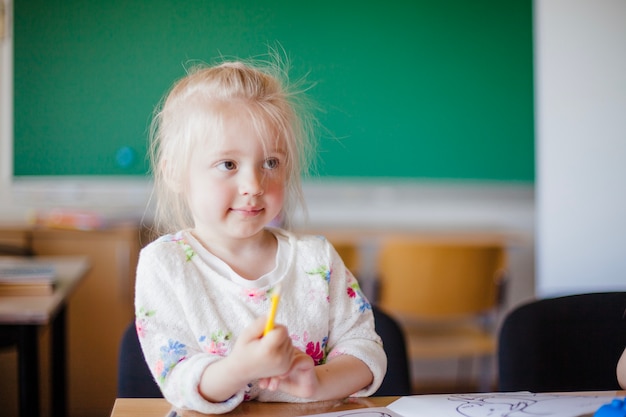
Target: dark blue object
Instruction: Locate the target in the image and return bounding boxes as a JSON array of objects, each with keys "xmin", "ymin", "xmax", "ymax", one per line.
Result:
[
  {"xmin": 595, "ymin": 398, "xmax": 626, "ymax": 417},
  {"xmin": 498, "ymin": 292, "xmax": 626, "ymax": 392},
  {"xmin": 371, "ymin": 305, "xmax": 412, "ymax": 396},
  {"xmin": 117, "ymin": 322, "xmax": 162, "ymax": 398}
]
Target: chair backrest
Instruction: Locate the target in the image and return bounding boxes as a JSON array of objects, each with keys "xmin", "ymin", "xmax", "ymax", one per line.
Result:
[
  {"xmin": 377, "ymin": 239, "xmax": 506, "ymax": 320},
  {"xmin": 117, "ymin": 322, "xmax": 162, "ymax": 398},
  {"xmin": 372, "ymin": 305, "xmax": 412, "ymax": 396},
  {"xmin": 498, "ymin": 292, "xmax": 626, "ymax": 392},
  {"xmin": 118, "ymin": 308, "xmax": 411, "ymax": 398}
]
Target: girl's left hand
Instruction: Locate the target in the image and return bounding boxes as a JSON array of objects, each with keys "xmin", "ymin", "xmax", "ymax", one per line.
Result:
[{"xmin": 258, "ymin": 348, "xmax": 318, "ymax": 398}]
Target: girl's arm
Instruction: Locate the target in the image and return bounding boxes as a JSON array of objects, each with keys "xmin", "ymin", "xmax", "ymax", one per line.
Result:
[
  {"xmin": 309, "ymin": 355, "xmax": 373, "ymax": 400},
  {"xmin": 618, "ymin": 347, "xmax": 626, "ymax": 389}
]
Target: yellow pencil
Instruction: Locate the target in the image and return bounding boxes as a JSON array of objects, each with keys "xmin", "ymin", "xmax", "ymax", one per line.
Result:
[{"xmin": 263, "ymin": 284, "xmax": 281, "ymax": 336}]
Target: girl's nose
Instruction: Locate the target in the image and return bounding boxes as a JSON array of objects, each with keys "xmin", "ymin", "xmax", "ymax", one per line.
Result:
[{"xmin": 239, "ymin": 169, "xmax": 264, "ymax": 196}]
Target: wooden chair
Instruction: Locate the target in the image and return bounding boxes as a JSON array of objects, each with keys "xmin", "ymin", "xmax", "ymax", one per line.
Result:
[{"xmin": 376, "ymin": 238, "xmax": 507, "ymax": 391}]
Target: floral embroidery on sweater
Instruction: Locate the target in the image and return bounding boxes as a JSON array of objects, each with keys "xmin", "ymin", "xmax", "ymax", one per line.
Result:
[
  {"xmin": 242, "ymin": 287, "xmax": 267, "ymax": 304},
  {"xmin": 306, "ymin": 265, "xmax": 332, "ymax": 302},
  {"xmin": 243, "ymin": 382, "xmax": 254, "ymax": 402},
  {"xmin": 291, "ymin": 331, "xmax": 328, "ymax": 365},
  {"xmin": 156, "ymin": 339, "xmax": 187, "ymax": 383},
  {"xmin": 160, "ymin": 232, "xmax": 195, "ymax": 261},
  {"xmin": 135, "ymin": 307, "xmax": 156, "ymax": 338},
  {"xmin": 199, "ymin": 330, "xmax": 232, "ymax": 356},
  {"xmin": 306, "ymin": 338, "xmax": 328, "ymax": 365},
  {"xmin": 346, "ymin": 272, "xmax": 371, "ymax": 312},
  {"xmin": 306, "ymin": 266, "xmax": 331, "ymax": 284},
  {"xmin": 177, "ymin": 240, "xmax": 195, "ymax": 262}
]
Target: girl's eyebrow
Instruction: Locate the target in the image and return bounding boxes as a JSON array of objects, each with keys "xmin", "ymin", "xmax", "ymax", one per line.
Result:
[
  {"xmin": 270, "ymin": 143, "xmax": 288, "ymax": 154},
  {"xmin": 269, "ymin": 148, "xmax": 287, "ymax": 156},
  {"xmin": 208, "ymin": 148, "xmax": 287, "ymax": 159},
  {"xmin": 211, "ymin": 149, "xmax": 238, "ymax": 157}
]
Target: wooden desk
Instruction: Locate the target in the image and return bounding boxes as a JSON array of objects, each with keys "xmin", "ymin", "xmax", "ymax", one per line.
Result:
[
  {"xmin": 110, "ymin": 396, "xmax": 398, "ymax": 417},
  {"xmin": 110, "ymin": 392, "xmax": 626, "ymax": 417},
  {"xmin": 0, "ymin": 256, "xmax": 90, "ymax": 417}
]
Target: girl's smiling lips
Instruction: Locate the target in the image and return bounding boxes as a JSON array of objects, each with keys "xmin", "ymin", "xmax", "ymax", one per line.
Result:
[{"xmin": 230, "ymin": 206, "xmax": 264, "ymax": 216}]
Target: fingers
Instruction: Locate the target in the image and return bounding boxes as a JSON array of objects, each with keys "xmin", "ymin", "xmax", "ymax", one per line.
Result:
[
  {"xmin": 239, "ymin": 316, "xmax": 268, "ymax": 342},
  {"xmin": 241, "ymin": 315, "xmax": 288, "ymax": 343},
  {"xmin": 259, "ymin": 376, "xmax": 282, "ymax": 391},
  {"xmin": 234, "ymin": 318, "xmax": 297, "ymax": 382},
  {"xmin": 258, "ymin": 377, "xmax": 270, "ymax": 390}
]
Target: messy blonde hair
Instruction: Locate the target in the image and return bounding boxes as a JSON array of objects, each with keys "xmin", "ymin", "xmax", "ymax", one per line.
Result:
[{"xmin": 147, "ymin": 51, "xmax": 317, "ymax": 236}]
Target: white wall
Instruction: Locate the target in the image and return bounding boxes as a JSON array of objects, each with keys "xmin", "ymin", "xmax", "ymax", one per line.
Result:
[
  {"xmin": 0, "ymin": 0, "xmax": 12, "ymax": 190},
  {"xmin": 536, "ymin": 0, "xmax": 626, "ymax": 296}
]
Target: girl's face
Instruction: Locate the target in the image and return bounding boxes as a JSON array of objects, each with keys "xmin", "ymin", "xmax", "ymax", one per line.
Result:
[{"xmin": 185, "ymin": 109, "xmax": 287, "ymax": 246}]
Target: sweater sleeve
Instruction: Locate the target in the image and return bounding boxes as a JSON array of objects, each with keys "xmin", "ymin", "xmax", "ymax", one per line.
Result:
[
  {"xmin": 325, "ymin": 241, "xmax": 388, "ymax": 396},
  {"xmin": 134, "ymin": 240, "xmax": 246, "ymax": 414}
]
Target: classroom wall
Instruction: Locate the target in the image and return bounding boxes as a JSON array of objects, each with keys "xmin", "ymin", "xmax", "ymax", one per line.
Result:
[{"xmin": 535, "ymin": 0, "xmax": 626, "ymax": 296}]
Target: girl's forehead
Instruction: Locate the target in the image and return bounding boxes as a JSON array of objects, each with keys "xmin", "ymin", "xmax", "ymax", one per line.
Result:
[
  {"xmin": 198, "ymin": 117, "xmax": 286, "ymax": 153},
  {"xmin": 203, "ymin": 107, "xmax": 285, "ymax": 145}
]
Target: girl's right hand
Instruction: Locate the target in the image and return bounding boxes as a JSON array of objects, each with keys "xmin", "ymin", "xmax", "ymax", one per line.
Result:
[{"xmin": 233, "ymin": 315, "xmax": 296, "ymax": 379}]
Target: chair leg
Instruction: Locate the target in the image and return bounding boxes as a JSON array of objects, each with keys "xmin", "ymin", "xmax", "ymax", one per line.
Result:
[
  {"xmin": 456, "ymin": 357, "xmax": 473, "ymax": 391},
  {"xmin": 456, "ymin": 355, "xmax": 494, "ymax": 393},
  {"xmin": 477, "ymin": 355, "xmax": 494, "ymax": 392},
  {"xmin": 17, "ymin": 326, "xmax": 40, "ymax": 417}
]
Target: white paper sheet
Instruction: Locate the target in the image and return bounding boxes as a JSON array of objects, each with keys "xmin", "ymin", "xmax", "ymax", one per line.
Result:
[{"xmin": 386, "ymin": 392, "xmax": 619, "ymax": 417}]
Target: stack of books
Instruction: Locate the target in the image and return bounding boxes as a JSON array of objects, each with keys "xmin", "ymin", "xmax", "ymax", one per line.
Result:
[{"xmin": 0, "ymin": 260, "xmax": 57, "ymax": 296}]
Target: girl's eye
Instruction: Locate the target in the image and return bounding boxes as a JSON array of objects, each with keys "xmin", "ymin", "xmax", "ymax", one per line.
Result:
[
  {"xmin": 263, "ymin": 158, "xmax": 280, "ymax": 170},
  {"xmin": 217, "ymin": 161, "xmax": 237, "ymax": 171}
]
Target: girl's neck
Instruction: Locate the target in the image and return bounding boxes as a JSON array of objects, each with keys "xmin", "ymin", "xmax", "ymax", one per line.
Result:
[{"xmin": 192, "ymin": 228, "xmax": 278, "ymax": 281}]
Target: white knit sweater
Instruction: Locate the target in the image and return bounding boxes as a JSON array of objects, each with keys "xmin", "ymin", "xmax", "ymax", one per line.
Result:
[{"xmin": 134, "ymin": 228, "xmax": 386, "ymax": 414}]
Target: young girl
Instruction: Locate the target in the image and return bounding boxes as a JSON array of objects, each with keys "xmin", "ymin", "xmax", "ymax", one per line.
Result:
[{"xmin": 135, "ymin": 55, "xmax": 387, "ymax": 414}]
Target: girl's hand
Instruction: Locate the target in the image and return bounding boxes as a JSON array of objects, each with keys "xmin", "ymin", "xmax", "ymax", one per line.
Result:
[
  {"xmin": 231, "ymin": 316, "xmax": 295, "ymax": 379},
  {"xmin": 198, "ymin": 316, "xmax": 295, "ymax": 402},
  {"xmin": 260, "ymin": 354, "xmax": 375, "ymax": 402},
  {"xmin": 258, "ymin": 348, "xmax": 317, "ymax": 398}
]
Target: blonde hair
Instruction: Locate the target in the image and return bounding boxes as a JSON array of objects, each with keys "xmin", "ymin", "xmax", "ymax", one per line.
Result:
[{"xmin": 148, "ymin": 53, "xmax": 317, "ymax": 236}]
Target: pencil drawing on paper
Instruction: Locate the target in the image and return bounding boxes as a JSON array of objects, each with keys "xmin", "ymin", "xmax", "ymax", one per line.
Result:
[{"xmin": 447, "ymin": 393, "xmax": 602, "ymax": 417}]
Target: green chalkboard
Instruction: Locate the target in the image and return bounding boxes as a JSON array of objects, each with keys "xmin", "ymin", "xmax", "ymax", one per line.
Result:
[{"xmin": 13, "ymin": 0, "xmax": 534, "ymax": 181}]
